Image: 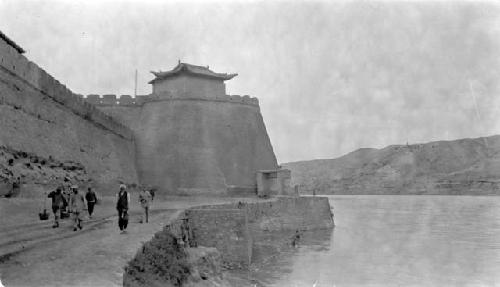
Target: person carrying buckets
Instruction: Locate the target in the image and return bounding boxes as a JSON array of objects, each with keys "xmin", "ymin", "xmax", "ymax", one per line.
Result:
[{"xmin": 47, "ymin": 187, "xmax": 66, "ymax": 228}]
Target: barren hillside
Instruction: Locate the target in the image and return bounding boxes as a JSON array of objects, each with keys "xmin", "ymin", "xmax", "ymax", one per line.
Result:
[{"xmin": 283, "ymin": 135, "xmax": 500, "ymax": 195}]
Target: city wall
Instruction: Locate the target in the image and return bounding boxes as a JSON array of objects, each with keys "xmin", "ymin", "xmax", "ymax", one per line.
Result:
[
  {"xmin": 0, "ymin": 37, "xmax": 138, "ymax": 191},
  {"xmin": 0, "ymin": 39, "xmax": 132, "ymax": 139},
  {"xmin": 0, "ymin": 33, "xmax": 273, "ymax": 195}
]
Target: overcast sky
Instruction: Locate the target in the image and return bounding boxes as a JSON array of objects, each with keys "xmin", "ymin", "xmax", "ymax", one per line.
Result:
[{"xmin": 1, "ymin": 0, "xmax": 500, "ymax": 163}]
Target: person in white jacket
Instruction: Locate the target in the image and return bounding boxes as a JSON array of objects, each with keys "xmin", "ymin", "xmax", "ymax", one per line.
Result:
[
  {"xmin": 139, "ymin": 188, "xmax": 152, "ymax": 223},
  {"xmin": 69, "ymin": 185, "xmax": 85, "ymax": 231}
]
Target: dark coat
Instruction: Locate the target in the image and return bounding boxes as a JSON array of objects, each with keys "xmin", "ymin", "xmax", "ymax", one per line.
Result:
[
  {"xmin": 116, "ymin": 190, "xmax": 129, "ymax": 210},
  {"xmin": 48, "ymin": 191, "xmax": 66, "ymax": 208},
  {"xmin": 85, "ymin": 190, "xmax": 97, "ymax": 203}
]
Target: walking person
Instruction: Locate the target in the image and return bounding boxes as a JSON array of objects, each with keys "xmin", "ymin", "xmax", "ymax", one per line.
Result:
[
  {"xmin": 116, "ymin": 184, "xmax": 130, "ymax": 233},
  {"xmin": 139, "ymin": 188, "xmax": 152, "ymax": 223},
  {"xmin": 61, "ymin": 186, "xmax": 71, "ymax": 213},
  {"xmin": 5, "ymin": 177, "xmax": 21, "ymax": 198},
  {"xmin": 69, "ymin": 185, "xmax": 85, "ymax": 231},
  {"xmin": 85, "ymin": 187, "xmax": 97, "ymax": 219},
  {"xmin": 47, "ymin": 187, "xmax": 66, "ymax": 228}
]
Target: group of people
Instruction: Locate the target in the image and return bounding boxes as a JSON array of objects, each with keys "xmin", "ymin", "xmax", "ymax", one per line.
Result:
[
  {"xmin": 47, "ymin": 185, "xmax": 97, "ymax": 230},
  {"xmin": 47, "ymin": 183, "xmax": 153, "ymax": 233}
]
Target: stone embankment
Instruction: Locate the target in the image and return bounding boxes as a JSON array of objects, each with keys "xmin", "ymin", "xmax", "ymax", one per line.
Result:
[{"xmin": 123, "ymin": 196, "xmax": 334, "ymax": 286}]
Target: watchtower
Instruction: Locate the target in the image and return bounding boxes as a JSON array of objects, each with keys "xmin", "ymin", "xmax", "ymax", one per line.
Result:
[{"xmin": 149, "ymin": 62, "xmax": 237, "ymax": 99}]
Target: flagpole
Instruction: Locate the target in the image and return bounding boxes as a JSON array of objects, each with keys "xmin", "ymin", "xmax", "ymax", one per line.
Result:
[{"xmin": 134, "ymin": 69, "xmax": 138, "ymax": 97}]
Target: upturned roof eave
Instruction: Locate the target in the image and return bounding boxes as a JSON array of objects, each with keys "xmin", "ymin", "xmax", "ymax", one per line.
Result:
[
  {"xmin": 148, "ymin": 71, "xmax": 238, "ymax": 84},
  {"xmin": 148, "ymin": 62, "xmax": 237, "ymax": 84}
]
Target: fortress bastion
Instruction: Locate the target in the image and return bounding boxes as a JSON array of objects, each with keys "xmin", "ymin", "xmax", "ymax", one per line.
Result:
[
  {"xmin": 0, "ymin": 28, "xmax": 278, "ymax": 196},
  {"xmin": 91, "ymin": 62, "xmax": 278, "ymax": 195}
]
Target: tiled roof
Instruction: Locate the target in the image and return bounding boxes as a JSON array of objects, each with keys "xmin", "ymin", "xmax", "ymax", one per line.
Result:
[
  {"xmin": 0, "ymin": 30, "xmax": 25, "ymax": 54},
  {"xmin": 149, "ymin": 62, "xmax": 237, "ymax": 84}
]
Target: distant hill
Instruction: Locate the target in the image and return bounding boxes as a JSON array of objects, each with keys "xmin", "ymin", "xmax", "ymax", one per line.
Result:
[{"xmin": 282, "ymin": 135, "xmax": 500, "ymax": 195}]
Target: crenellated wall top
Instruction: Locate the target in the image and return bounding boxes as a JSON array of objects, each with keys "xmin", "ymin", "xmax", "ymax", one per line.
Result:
[{"xmin": 85, "ymin": 93, "xmax": 260, "ymax": 108}]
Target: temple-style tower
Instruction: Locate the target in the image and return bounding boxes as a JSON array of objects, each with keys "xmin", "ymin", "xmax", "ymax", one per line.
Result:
[{"xmin": 150, "ymin": 62, "xmax": 237, "ymax": 98}]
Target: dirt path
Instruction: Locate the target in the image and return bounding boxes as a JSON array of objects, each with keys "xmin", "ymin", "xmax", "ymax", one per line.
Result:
[
  {"xmin": 0, "ymin": 196, "xmax": 249, "ymax": 287},
  {"xmin": 0, "ymin": 209, "xmax": 179, "ymax": 287}
]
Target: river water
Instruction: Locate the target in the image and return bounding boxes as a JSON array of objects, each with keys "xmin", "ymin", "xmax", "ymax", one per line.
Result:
[{"xmin": 257, "ymin": 195, "xmax": 500, "ymax": 287}]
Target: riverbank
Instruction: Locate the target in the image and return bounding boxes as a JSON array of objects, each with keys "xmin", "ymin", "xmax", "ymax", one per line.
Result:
[
  {"xmin": 0, "ymin": 196, "xmax": 334, "ymax": 286},
  {"xmin": 0, "ymin": 196, "xmax": 261, "ymax": 286},
  {"xmin": 123, "ymin": 196, "xmax": 334, "ymax": 287}
]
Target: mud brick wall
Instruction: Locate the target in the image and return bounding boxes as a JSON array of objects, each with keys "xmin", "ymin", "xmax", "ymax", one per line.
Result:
[{"xmin": 0, "ymin": 36, "xmax": 138, "ymax": 192}]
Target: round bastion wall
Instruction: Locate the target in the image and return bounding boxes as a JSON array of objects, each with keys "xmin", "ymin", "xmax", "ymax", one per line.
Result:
[{"xmin": 96, "ymin": 95, "xmax": 278, "ymax": 194}]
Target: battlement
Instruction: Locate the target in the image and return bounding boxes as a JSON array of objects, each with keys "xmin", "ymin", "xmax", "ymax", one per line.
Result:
[
  {"xmin": 216, "ymin": 94, "xmax": 259, "ymax": 106},
  {"xmin": 86, "ymin": 94, "xmax": 142, "ymax": 106},
  {"xmin": 84, "ymin": 93, "xmax": 260, "ymax": 108},
  {"xmin": 0, "ymin": 36, "xmax": 133, "ymax": 140}
]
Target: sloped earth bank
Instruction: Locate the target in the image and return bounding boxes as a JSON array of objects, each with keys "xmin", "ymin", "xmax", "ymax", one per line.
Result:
[
  {"xmin": 283, "ymin": 135, "xmax": 500, "ymax": 195},
  {"xmin": 0, "ymin": 196, "xmax": 259, "ymax": 287}
]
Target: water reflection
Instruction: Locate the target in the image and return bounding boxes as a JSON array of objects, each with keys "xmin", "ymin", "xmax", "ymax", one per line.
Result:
[
  {"xmin": 249, "ymin": 228, "xmax": 334, "ymax": 285},
  {"xmin": 265, "ymin": 195, "xmax": 500, "ymax": 287}
]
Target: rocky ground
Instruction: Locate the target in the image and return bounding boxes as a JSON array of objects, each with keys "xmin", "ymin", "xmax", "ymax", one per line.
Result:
[
  {"xmin": 0, "ymin": 145, "xmax": 89, "ymax": 197},
  {"xmin": 0, "ymin": 196, "xmax": 252, "ymax": 287}
]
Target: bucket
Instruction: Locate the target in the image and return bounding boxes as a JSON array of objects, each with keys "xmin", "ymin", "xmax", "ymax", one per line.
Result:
[{"xmin": 39, "ymin": 209, "xmax": 49, "ymax": 220}]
